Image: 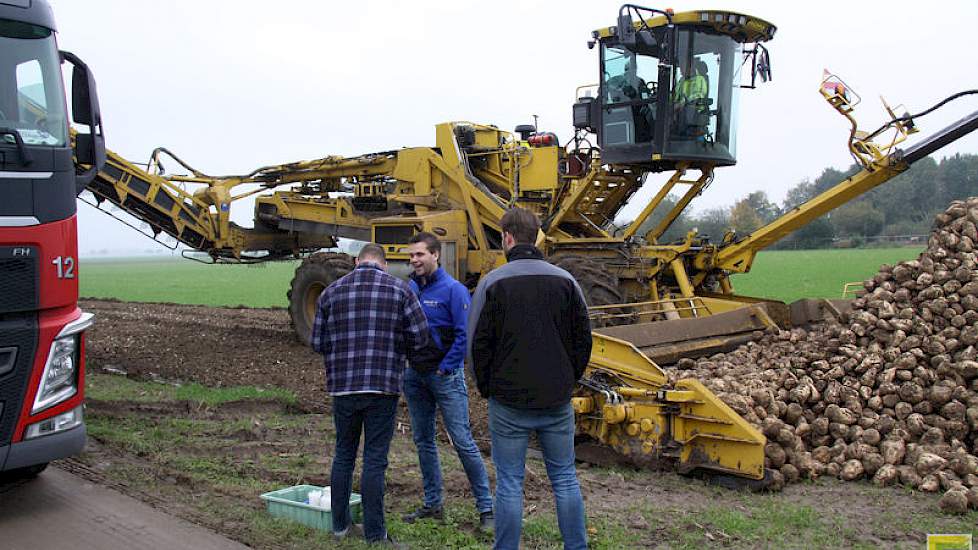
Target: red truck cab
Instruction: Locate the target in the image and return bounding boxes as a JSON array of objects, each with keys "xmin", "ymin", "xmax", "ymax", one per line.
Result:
[{"xmin": 0, "ymin": 0, "xmax": 104, "ymax": 477}]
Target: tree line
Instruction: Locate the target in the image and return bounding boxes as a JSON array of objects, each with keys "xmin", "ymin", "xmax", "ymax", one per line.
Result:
[{"xmin": 627, "ymin": 153, "xmax": 978, "ymax": 249}]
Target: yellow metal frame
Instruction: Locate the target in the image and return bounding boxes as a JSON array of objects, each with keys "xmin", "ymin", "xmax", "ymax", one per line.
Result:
[
  {"xmin": 574, "ymin": 333, "xmax": 766, "ymax": 479},
  {"xmin": 842, "ymin": 281, "xmax": 864, "ymax": 298}
]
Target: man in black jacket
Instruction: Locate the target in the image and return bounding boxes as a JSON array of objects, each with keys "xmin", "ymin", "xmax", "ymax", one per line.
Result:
[{"xmin": 467, "ymin": 208, "xmax": 592, "ymax": 550}]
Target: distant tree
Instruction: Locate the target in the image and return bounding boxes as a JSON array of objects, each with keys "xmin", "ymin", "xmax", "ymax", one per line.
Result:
[
  {"xmin": 730, "ymin": 199, "xmax": 764, "ymax": 235},
  {"xmin": 783, "ymin": 179, "xmax": 816, "ymax": 210},
  {"xmin": 693, "ymin": 207, "xmax": 731, "ymax": 244},
  {"xmin": 813, "ymin": 164, "xmax": 861, "ymax": 195},
  {"xmin": 830, "ymin": 200, "xmax": 885, "ymax": 237},
  {"xmin": 881, "ymin": 218, "xmax": 932, "ymax": 237},
  {"xmin": 744, "ymin": 190, "xmax": 779, "ymax": 222},
  {"xmin": 867, "ymin": 157, "xmax": 940, "ymax": 228},
  {"xmin": 941, "ymin": 154, "xmax": 978, "ymax": 205},
  {"xmin": 781, "ymin": 217, "xmax": 835, "ymax": 249}
]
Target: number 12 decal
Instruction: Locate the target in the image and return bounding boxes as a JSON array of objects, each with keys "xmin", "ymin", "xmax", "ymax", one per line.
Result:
[{"xmin": 53, "ymin": 256, "xmax": 75, "ymax": 279}]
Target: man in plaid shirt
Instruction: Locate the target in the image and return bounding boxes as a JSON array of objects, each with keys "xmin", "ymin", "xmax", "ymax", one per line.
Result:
[{"xmin": 312, "ymin": 243, "xmax": 428, "ymax": 546}]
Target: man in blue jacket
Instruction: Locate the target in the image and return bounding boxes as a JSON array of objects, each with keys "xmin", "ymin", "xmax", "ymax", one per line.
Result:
[{"xmin": 403, "ymin": 232, "xmax": 493, "ymax": 533}]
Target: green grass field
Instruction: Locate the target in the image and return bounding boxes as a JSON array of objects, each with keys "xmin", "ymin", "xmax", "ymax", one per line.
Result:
[
  {"xmin": 729, "ymin": 246, "xmax": 924, "ymax": 303},
  {"xmin": 80, "ymin": 247, "xmax": 925, "ymax": 307},
  {"xmin": 80, "ymin": 256, "xmax": 303, "ymax": 308}
]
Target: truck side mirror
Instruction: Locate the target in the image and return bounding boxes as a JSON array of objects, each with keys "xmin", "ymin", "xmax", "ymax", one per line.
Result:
[
  {"xmin": 60, "ymin": 50, "xmax": 106, "ymax": 191},
  {"xmin": 70, "ymin": 63, "xmax": 100, "ymax": 125}
]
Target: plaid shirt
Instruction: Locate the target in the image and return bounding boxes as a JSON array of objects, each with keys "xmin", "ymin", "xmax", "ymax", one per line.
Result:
[{"xmin": 311, "ymin": 262, "xmax": 428, "ymax": 395}]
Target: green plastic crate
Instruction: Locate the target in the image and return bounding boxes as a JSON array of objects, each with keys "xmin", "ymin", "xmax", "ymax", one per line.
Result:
[{"xmin": 260, "ymin": 485, "xmax": 362, "ymax": 531}]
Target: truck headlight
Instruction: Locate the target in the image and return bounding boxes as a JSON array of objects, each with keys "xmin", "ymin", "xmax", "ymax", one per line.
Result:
[
  {"xmin": 32, "ymin": 312, "xmax": 93, "ymax": 415},
  {"xmin": 32, "ymin": 334, "xmax": 80, "ymax": 414}
]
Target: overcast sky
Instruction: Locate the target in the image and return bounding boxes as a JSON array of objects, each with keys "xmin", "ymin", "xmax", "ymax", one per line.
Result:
[{"xmin": 48, "ymin": 0, "xmax": 978, "ymax": 256}]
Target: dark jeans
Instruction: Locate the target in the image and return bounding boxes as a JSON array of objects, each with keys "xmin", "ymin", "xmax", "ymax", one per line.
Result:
[
  {"xmin": 330, "ymin": 393, "xmax": 399, "ymax": 542},
  {"xmin": 403, "ymin": 368, "xmax": 493, "ymax": 512}
]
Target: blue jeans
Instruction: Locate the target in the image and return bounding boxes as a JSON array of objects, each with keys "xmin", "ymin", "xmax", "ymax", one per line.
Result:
[
  {"xmin": 489, "ymin": 399, "xmax": 587, "ymax": 550},
  {"xmin": 331, "ymin": 393, "xmax": 398, "ymax": 542},
  {"xmin": 403, "ymin": 368, "xmax": 493, "ymax": 513}
]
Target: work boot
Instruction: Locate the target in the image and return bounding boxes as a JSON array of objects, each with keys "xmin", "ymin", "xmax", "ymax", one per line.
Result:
[
  {"xmin": 401, "ymin": 504, "xmax": 444, "ymax": 523},
  {"xmin": 478, "ymin": 511, "xmax": 494, "ymax": 534}
]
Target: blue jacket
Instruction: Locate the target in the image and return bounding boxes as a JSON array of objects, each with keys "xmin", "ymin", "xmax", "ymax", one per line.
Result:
[{"xmin": 409, "ymin": 267, "xmax": 470, "ymax": 374}]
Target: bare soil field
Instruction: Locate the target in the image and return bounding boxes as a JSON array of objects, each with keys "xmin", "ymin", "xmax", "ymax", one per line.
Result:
[{"xmin": 67, "ymin": 299, "xmax": 977, "ymax": 549}]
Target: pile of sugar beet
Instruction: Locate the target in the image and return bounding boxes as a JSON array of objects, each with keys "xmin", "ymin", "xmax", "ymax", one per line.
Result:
[{"xmin": 671, "ymin": 199, "xmax": 978, "ymax": 514}]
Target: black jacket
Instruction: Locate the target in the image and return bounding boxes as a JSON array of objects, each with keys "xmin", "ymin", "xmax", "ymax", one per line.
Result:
[{"xmin": 467, "ymin": 245, "xmax": 592, "ymax": 409}]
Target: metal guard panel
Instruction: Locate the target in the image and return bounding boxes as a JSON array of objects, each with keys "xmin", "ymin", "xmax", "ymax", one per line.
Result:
[
  {"xmin": 669, "ymin": 378, "xmax": 766, "ymax": 480},
  {"xmin": 588, "ymin": 332, "xmax": 667, "ymax": 387}
]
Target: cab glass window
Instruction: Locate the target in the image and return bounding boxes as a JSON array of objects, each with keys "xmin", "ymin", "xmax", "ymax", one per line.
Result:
[
  {"xmin": 601, "ymin": 45, "xmax": 659, "ymax": 146},
  {"xmin": 665, "ymin": 29, "xmax": 742, "ymax": 163},
  {"xmin": 1, "ymin": 20, "xmax": 68, "ymax": 147}
]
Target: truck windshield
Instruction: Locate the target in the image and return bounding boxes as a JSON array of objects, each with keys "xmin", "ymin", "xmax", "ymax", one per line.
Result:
[{"xmin": 0, "ymin": 19, "xmax": 68, "ymax": 147}]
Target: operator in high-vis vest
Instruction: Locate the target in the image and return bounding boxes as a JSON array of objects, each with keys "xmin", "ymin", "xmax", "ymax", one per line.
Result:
[
  {"xmin": 674, "ymin": 61, "xmax": 709, "ymax": 103},
  {"xmin": 672, "ymin": 59, "xmax": 711, "ymax": 138}
]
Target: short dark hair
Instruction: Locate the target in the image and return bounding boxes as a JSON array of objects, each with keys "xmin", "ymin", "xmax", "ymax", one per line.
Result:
[
  {"xmin": 358, "ymin": 243, "xmax": 386, "ymax": 263},
  {"xmin": 500, "ymin": 208, "xmax": 540, "ymax": 244},
  {"xmin": 408, "ymin": 231, "xmax": 441, "ymax": 255}
]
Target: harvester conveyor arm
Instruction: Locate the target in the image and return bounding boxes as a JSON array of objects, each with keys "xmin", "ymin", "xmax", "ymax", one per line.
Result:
[
  {"xmin": 712, "ymin": 108, "xmax": 978, "ymax": 274},
  {"xmin": 81, "ymin": 121, "xmax": 513, "ymax": 262},
  {"xmin": 902, "ymin": 108, "xmax": 978, "ymax": 165}
]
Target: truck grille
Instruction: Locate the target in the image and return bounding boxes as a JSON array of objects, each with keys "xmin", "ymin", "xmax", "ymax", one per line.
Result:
[
  {"xmin": 0, "ymin": 314, "xmax": 37, "ymax": 445},
  {"xmin": 0, "ymin": 246, "xmax": 38, "ymax": 314}
]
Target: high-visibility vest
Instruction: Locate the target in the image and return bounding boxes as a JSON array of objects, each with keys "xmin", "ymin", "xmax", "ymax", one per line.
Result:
[{"xmin": 673, "ymin": 74, "xmax": 707, "ymax": 103}]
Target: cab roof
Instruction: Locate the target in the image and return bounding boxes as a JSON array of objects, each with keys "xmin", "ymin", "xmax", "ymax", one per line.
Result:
[
  {"xmin": 0, "ymin": 0, "xmax": 56, "ymax": 32},
  {"xmin": 594, "ymin": 9, "xmax": 775, "ymax": 44}
]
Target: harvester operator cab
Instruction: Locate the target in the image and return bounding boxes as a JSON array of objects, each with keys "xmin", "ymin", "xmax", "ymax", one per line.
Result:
[{"xmin": 574, "ymin": 6, "xmax": 775, "ymax": 171}]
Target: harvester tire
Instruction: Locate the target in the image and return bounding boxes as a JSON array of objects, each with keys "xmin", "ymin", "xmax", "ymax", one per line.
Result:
[
  {"xmin": 288, "ymin": 252, "xmax": 354, "ymax": 345},
  {"xmin": 549, "ymin": 255, "xmax": 623, "ymax": 306}
]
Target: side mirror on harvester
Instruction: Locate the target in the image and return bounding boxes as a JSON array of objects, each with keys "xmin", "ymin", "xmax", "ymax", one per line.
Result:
[{"xmin": 616, "ymin": 13, "xmax": 636, "ymax": 46}]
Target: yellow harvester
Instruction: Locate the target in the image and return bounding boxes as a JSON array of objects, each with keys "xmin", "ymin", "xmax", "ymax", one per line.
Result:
[{"xmin": 79, "ymin": 5, "xmax": 978, "ymax": 484}]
